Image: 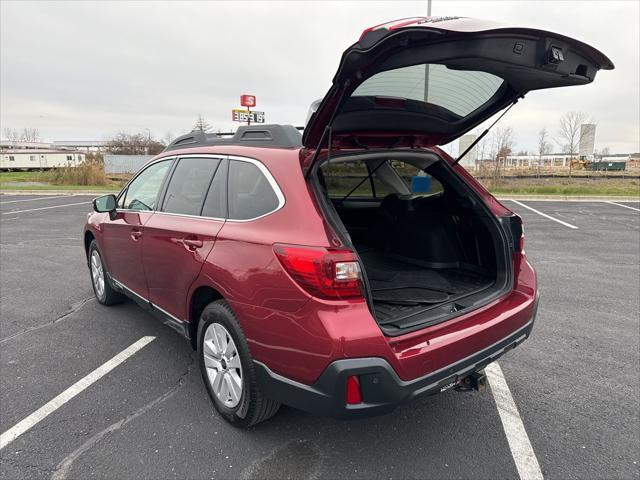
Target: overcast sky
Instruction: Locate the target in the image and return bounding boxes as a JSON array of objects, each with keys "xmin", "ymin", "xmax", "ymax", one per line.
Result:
[{"xmin": 1, "ymin": 0, "xmax": 638, "ymax": 154}]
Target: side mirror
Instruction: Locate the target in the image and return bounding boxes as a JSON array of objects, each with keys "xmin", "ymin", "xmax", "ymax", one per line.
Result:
[{"xmin": 93, "ymin": 194, "xmax": 117, "ymax": 213}]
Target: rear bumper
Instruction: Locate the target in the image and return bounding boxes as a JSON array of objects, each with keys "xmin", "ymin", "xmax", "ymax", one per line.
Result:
[{"xmin": 254, "ymin": 293, "xmax": 538, "ymax": 418}]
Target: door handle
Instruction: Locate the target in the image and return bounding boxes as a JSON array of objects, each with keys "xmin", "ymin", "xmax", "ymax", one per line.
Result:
[
  {"xmin": 183, "ymin": 237, "xmax": 203, "ymax": 250},
  {"xmin": 131, "ymin": 229, "xmax": 142, "ymax": 241}
]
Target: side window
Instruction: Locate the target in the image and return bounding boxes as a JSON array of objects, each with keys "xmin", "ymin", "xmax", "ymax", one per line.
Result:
[
  {"xmin": 321, "ymin": 160, "xmax": 443, "ymax": 199},
  {"xmin": 321, "ymin": 160, "xmax": 373, "ymax": 198},
  {"xmin": 227, "ymin": 160, "xmax": 280, "ymax": 220},
  {"xmin": 122, "ymin": 160, "xmax": 171, "ymax": 211},
  {"xmin": 162, "ymin": 157, "xmax": 221, "ymax": 216},
  {"xmin": 202, "ymin": 158, "xmax": 228, "ymax": 219},
  {"xmin": 321, "ymin": 160, "xmax": 395, "ymax": 198},
  {"xmin": 389, "ymin": 161, "xmax": 444, "ymax": 195}
]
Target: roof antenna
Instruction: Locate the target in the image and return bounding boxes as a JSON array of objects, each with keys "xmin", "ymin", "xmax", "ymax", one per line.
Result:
[{"xmin": 453, "ymin": 97, "xmax": 521, "ymax": 166}]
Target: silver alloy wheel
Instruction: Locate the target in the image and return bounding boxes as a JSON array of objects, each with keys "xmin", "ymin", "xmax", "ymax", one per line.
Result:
[
  {"xmin": 90, "ymin": 250, "xmax": 105, "ymax": 298},
  {"xmin": 202, "ymin": 322, "xmax": 243, "ymax": 408}
]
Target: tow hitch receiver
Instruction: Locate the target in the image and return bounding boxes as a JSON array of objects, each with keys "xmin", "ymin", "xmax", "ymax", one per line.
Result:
[{"xmin": 455, "ymin": 369, "xmax": 487, "ymax": 393}]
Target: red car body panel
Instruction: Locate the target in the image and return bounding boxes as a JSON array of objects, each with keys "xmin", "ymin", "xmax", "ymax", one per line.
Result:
[
  {"xmin": 85, "ymin": 143, "xmax": 536, "ymax": 388},
  {"xmin": 143, "ymin": 213, "xmax": 222, "ymax": 320},
  {"xmin": 100, "ymin": 210, "xmax": 153, "ymax": 298}
]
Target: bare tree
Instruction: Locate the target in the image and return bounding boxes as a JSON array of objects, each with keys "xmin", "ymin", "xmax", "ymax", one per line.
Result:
[
  {"xmin": 537, "ymin": 128, "xmax": 551, "ymax": 162},
  {"xmin": 3, "ymin": 127, "xmax": 40, "ymax": 142},
  {"xmin": 20, "ymin": 127, "xmax": 40, "ymax": 142},
  {"xmin": 192, "ymin": 115, "xmax": 212, "ymax": 133},
  {"xmin": 556, "ymin": 111, "xmax": 591, "ymax": 177},
  {"xmin": 107, "ymin": 132, "xmax": 165, "ymax": 155},
  {"xmin": 3, "ymin": 128, "xmax": 20, "ymax": 142},
  {"xmin": 491, "ymin": 126, "xmax": 514, "ymax": 179},
  {"xmin": 601, "ymin": 146, "xmax": 611, "ymax": 156},
  {"xmin": 163, "ymin": 131, "xmax": 175, "ymax": 146}
]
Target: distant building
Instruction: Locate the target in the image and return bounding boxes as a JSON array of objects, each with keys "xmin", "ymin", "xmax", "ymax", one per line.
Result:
[
  {"xmin": 504, "ymin": 153, "xmax": 581, "ymax": 167},
  {"xmin": 579, "ymin": 124, "xmax": 596, "ymax": 159},
  {"xmin": 601, "ymin": 155, "xmax": 630, "ymax": 162},
  {"xmin": 457, "ymin": 134, "xmax": 478, "ymax": 169},
  {"xmin": 104, "ymin": 155, "xmax": 153, "ymax": 174},
  {"xmin": 0, "ymin": 139, "xmax": 56, "ymax": 150},
  {"xmin": 0, "ymin": 149, "xmax": 85, "ymax": 170},
  {"xmin": 504, "ymin": 152, "xmax": 633, "ymax": 168},
  {"xmin": 53, "ymin": 140, "xmax": 110, "ymax": 152}
]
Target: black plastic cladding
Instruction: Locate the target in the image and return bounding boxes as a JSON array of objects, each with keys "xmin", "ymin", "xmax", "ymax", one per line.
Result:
[{"xmin": 163, "ymin": 124, "xmax": 303, "ymax": 152}]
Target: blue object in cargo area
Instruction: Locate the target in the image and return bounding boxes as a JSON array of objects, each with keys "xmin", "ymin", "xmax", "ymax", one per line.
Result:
[{"xmin": 411, "ymin": 175, "xmax": 432, "ymax": 193}]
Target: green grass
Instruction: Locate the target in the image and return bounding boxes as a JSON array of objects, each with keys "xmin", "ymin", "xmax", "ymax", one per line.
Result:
[
  {"xmin": 0, "ymin": 184, "xmax": 122, "ymax": 191},
  {"xmin": 0, "ymin": 170, "xmax": 125, "ymax": 192},
  {"xmin": 487, "ymin": 186, "xmax": 639, "ymax": 196},
  {"xmin": 0, "ymin": 171, "xmax": 42, "ymax": 182}
]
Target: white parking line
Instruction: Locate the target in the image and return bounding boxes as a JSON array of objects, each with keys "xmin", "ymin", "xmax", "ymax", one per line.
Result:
[
  {"xmin": 605, "ymin": 201, "xmax": 640, "ymax": 212},
  {"xmin": 510, "ymin": 200, "xmax": 579, "ymax": 229},
  {"xmin": 0, "ymin": 196, "xmax": 62, "ymax": 204},
  {"xmin": 1, "ymin": 201, "xmax": 88, "ymax": 215},
  {"xmin": 0, "ymin": 336, "xmax": 155, "ymax": 450},
  {"xmin": 486, "ymin": 362, "xmax": 543, "ymax": 480}
]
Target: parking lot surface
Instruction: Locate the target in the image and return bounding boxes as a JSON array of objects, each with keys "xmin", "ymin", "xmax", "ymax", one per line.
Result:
[{"xmin": 1, "ymin": 195, "xmax": 638, "ymax": 480}]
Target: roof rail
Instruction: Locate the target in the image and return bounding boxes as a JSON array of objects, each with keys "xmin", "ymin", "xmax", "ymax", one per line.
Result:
[{"xmin": 163, "ymin": 124, "xmax": 302, "ymax": 152}]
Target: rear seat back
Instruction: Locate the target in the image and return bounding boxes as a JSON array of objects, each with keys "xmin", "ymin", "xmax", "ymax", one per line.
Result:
[{"xmin": 368, "ymin": 194, "xmax": 464, "ymax": 268}]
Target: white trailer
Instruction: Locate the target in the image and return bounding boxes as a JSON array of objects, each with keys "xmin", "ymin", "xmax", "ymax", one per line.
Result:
[{"xmin": 0, "ymin": 149, "xmax": 85, "ymax": 171}]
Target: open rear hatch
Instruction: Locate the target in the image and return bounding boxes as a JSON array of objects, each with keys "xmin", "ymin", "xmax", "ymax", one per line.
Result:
[
  {"xmin": 302, "ymin": 16, "xmax": 613, "ymax": 159},
  {"xmin": 305, "ymin": 17, "xmax": 612, "ymax": 333}
]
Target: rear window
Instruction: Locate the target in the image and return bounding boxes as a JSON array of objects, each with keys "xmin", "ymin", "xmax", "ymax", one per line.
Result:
[
  {"xmin": 321, "ymin": 160, "xmax": 442, "ymax": 199},
  {"xmin": 352, "ymin": 63, "xmax": 504, "ymax": 117},
  {"xmin": 162, "ymin": 157, "xmax": 221, "ymax": 216},
  {"xmin": 227, "ymin": 160, "xmax": 281, "ymax": 220},
  {"xmin": 321, "ymin": 161, "xmax": 393, "ymax": 198},
  {"xmin": 389, "ymin": 161, "xmax": 443, "ymax": 195}
]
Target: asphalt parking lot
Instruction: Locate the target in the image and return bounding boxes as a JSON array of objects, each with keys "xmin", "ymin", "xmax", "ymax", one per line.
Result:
[{"xmin": 0, "ymin": 194, "xmax": 638, "ymax": 480}]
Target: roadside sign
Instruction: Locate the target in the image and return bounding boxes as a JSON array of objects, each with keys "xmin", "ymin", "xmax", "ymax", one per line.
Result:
[
  {"xmin": 240, "ymin": 95, "xmax": 256, "ymax": 107},
  {"xmin": 232, "ymin": 109, "xmax": 265, "ymax": 124}
]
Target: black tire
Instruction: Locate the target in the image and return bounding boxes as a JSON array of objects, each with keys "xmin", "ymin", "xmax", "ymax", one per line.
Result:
[
  {"xmin": 88, "ymin": 240, "xmax": 125, "ymax": 305},
  {"xmin": 198, "ymin": 300, "xmax": 280, "ymax": 428}
]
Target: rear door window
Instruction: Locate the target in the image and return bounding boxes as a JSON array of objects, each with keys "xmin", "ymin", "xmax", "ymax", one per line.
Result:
[
  {"xmin": 162, "ymin": 157, "xmax": 221, "ymax": 216},
  {"xmin": 201, "ymin": 158, "xmax": 228, "ymax": 219},
  {"xmin": 227, "ymin": 159, "xmax": 281, "ymax": 220}
]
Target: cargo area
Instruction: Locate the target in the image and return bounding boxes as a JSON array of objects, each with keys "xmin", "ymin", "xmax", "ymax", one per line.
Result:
[{"xmin": 317, "ymin": 154, "xmax": 510, "ymax": 333}]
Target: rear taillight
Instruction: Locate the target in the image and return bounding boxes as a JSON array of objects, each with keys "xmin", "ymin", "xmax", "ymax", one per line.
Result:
[
  {"xmin": 273, "ymin": 244, "xmax": 364, "ymax": 301},
  {"xmin": 510, "ymin": 214, "xmax": 525, "ymax": 253},
  {"xmin": 499, "ymin": 214, "xmax": 524, "ymax": 254}
]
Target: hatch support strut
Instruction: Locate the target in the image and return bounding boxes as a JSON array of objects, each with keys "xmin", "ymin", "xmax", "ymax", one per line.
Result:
[{"xmin": 453, "ymin": 97, "xmax": 521, "ymax": 166}]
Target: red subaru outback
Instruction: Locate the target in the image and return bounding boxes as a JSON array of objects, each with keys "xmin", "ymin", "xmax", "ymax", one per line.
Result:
[{"xmin": 84, "ymin": 17, "xmax": 612, "ymax": 427}]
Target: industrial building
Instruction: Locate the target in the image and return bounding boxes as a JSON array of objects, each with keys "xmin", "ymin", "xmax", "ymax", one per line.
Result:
[
  {"xmin": 457, "ymin": 134, "xmax": 478, "ymax": 169},
  {"xmin": 0, "ymin": 149, "xmax": 85, "ymax": 170}
]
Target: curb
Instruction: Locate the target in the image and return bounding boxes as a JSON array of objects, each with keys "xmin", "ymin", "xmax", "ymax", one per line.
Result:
[{"xmin": 494, "ymin": 195, "xmax": 640, "ymax": 202}]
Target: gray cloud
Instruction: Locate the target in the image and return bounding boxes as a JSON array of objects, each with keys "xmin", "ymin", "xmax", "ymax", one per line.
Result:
[{"xmin": 1, "ymin": 0, "xmax": 638, "ymax": 153}]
